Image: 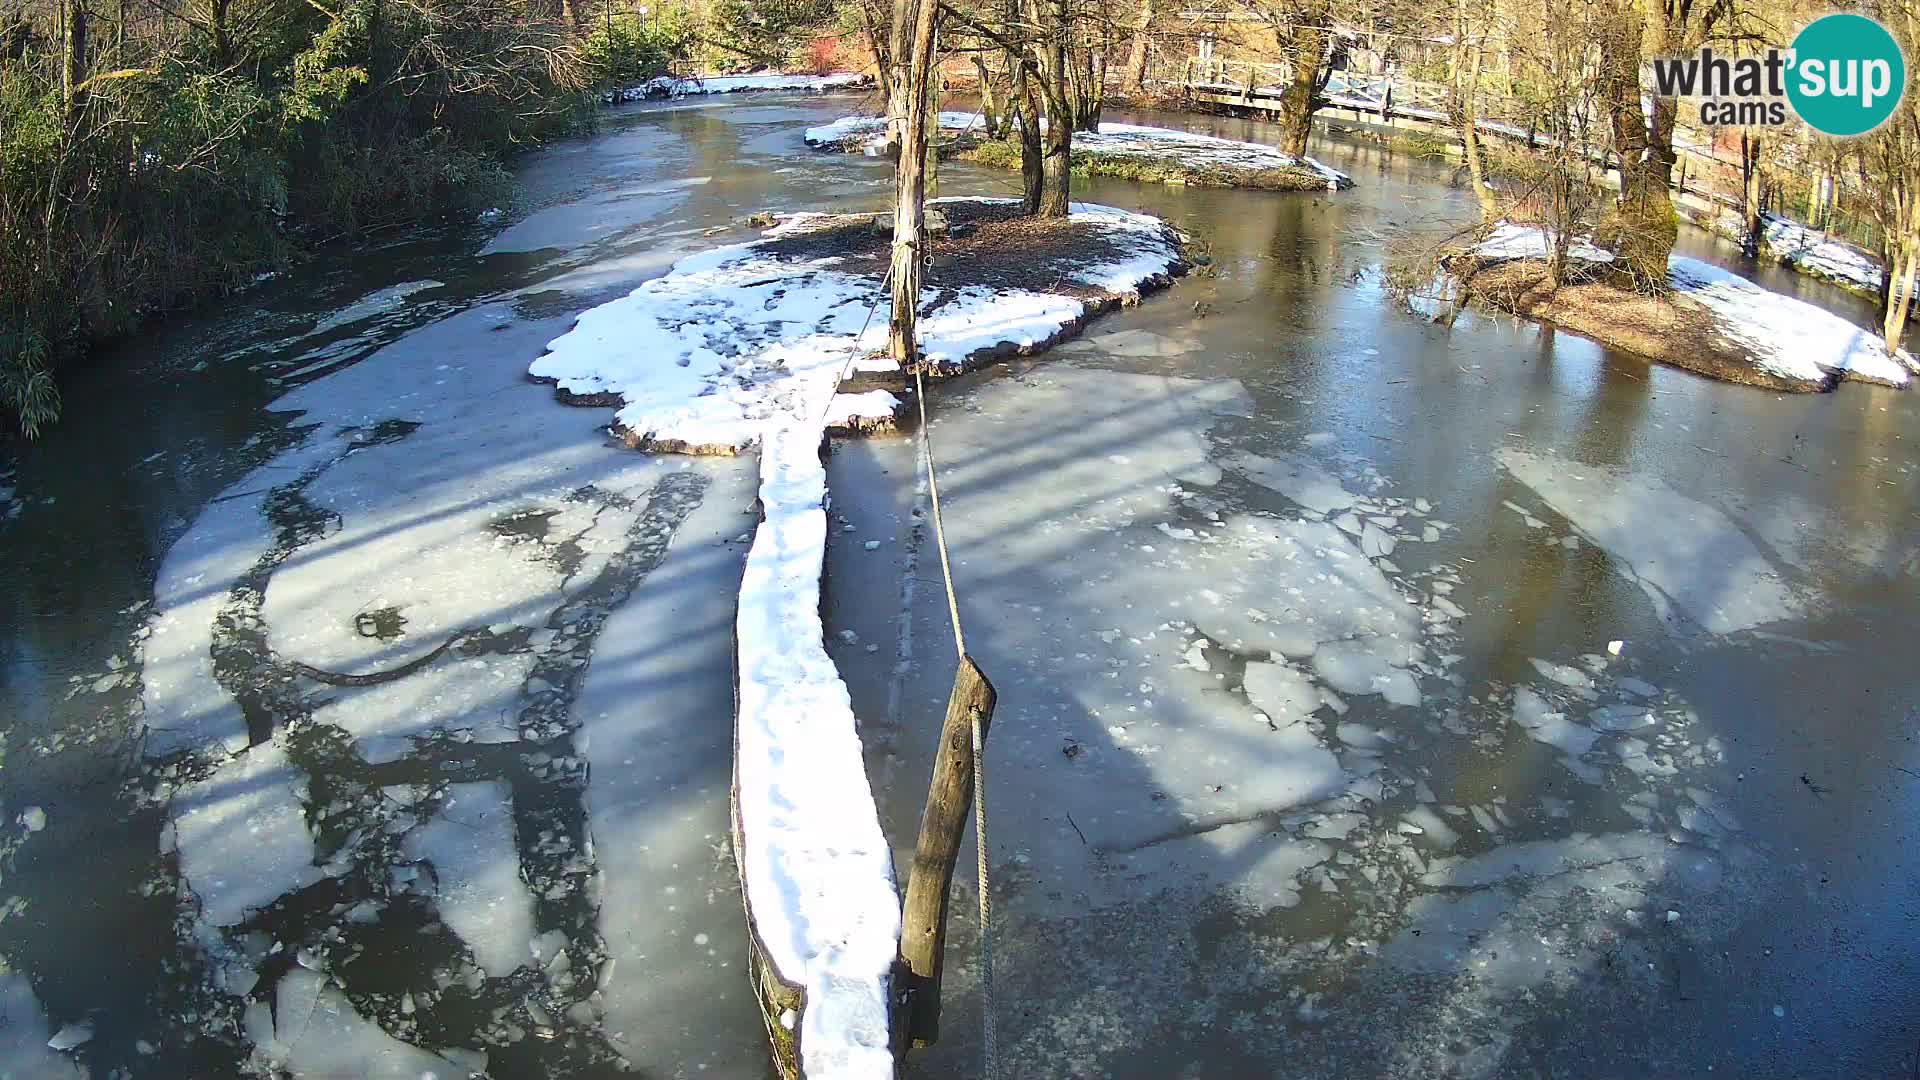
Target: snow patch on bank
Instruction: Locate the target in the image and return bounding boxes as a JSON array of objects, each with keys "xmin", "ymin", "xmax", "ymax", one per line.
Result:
[
  {"xmin": 1679, "ymin": 195, "xmax": 1885, "ymax": 294},
  {"xmin": 607, "ymin": 71, "xmax": 869, "ymax": 103},
  {"xmin": 803, "ymin": 114, "xmax": 1352, "ymax": 189},
  {"xmin": 1666, "ymin": 258, "xmax": 1914, "ymax": 387},
  {"xmin": 1083, "ymin": 122, "xmax": 1353, "ymax": 190},
  {"xmin": 533, "ymin": 201, "xmax": 1184, "ymax": 1078},
  {"xmin": 1474, "ymin": 224, "xmax": 1914, "ymax": 388},
  {"xmin": 532, "ymin": 201, "xmax": 1182, "ymax": 450}
]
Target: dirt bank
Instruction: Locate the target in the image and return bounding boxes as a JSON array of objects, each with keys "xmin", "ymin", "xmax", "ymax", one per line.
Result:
[{"xmin": 1451, "ymin": 258, "xmax": 1828, "ymax": 392}]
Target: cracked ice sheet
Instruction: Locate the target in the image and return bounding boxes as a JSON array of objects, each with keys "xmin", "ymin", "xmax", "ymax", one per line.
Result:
[
  {"xmin": 892, "ymin": 368, "xmax": 1437, "ymax": 910},
  {"xmin": 163, "ymin": 740, "xmax": 317, "ymax": 936},
  {"xmin": 311, "ymin": 653, "xmax": 532, "ymax": 763},
  {"xmin": 1497, "ymin": 448, "xmax": 1799, "ymax": 634},
  {"xmin": 401, "ymin": 782, "xmax": 534, "ymax": 980},
  {"xmin": 144, "ymin": 302, "xmax": 687, "ymax": 759},
  {"xmin": 141, "ymin": 436, "xmax": 344, "ymax": 759},
  {"xmin": 244, "ymin": 967, "xmax": 470, "ymax": 1078},
  {"xmin": 260, "ymin": 427, "xmax": 650, "ymax": 674},
  {"xmin": 1383, "ymin": 833, "xmax": 1725, "ymax": 998}
]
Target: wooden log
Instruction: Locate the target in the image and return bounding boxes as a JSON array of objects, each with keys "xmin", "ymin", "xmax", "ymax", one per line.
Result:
[{"xmin": 897, "ymin": 654, "xmax": 996, "ymax": 1047}]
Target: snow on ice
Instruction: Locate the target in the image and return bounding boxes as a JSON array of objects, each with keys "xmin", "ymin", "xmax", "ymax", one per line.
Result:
[{"xmin": 531, "ymin": 200, "xmax": 1185, "ymax": 1078}]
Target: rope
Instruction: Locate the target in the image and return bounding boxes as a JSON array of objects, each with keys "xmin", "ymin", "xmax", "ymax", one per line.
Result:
[
  {"xmin": 812, "ymin": 266, "xmax": 893, "ymax": 430},
  {"xmin": 913, "ymin": 368, "xmax": 967, "ymax": 660},
  {"xmin": 911, "ymin": 365, "xmax": 994, "ymax": 1078}
]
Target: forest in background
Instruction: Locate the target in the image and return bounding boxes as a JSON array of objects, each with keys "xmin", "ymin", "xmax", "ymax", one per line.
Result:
[
  {"xmin": 8, "ymin": 0, "xmax": 1920, "ymax": 436},
  {"xmin": 0, "ymin": 0, "xmax": 813, "ymax": 435}
]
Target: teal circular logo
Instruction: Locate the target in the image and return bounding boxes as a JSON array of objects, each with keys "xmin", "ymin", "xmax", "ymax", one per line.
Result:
[{"xmin": 1787, "ymin": 13, "xmax": 1907, "ymax": 137}]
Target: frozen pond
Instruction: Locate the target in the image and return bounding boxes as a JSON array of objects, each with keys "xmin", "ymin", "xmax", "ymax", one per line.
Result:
[{"xmin": 1, "ymin": 92, "xmax": 1918, "ymax": 1079}]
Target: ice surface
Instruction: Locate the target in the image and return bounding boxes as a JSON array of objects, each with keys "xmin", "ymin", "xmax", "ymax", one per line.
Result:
[
  {"xmin": 1511, "ymin": 685, "xmax": 1597, "ymax": 757},
  {"xmin": 261, "ymin": 429, "xmax": 648, "ymax": 675},
  {"xmin": 1226, "ymin": 451, "xmax": 1357, "ymax": 515},
  {"xmin": 1498, "ymin": 448, "xmax": 1798, "ymax": 634},
  {"xmin": 164, "ymin": 740, "xmax": 319, "ymax": 932},
  {"xmin": 878, "ymin": 368, "xmax": 1457, "ymax": 917},
  {"xmin": 573, "ymin": 457, "xmax": 769, "ymax": 1074},
  {"xmin": 140, "ymin": 449, "xmax": 322, "ymax": 758},
  {"xmin": 244, "ymin": 969, "xmax": 471, "ymax": 1078},
  {"xmin": 1187, "ymin": 517, "xmax": 1422, "ymax": 669},
  {"xmin": 1311, "ymin": 640, "xmax": 1420, "ymax": 707},
  {"xmin": 0, "ymin": 969, "xmax": 84, "ymax": 1079},
  {"xmin": 315, "ymin": 654, "xmax": 532, "ymax": 762},
  {"xmin": 1242, "ymin": 660, "xmax": 1320, "ymax": 724},
  {"xmin": 401, "ymin": 782, "xmax": 534, "ymax": 980}
]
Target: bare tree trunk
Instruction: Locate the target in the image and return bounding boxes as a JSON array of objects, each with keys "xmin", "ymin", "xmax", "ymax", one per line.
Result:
[
  {"xmin": 973, "ymin": 54, "xmax": 1002, "ymax": 137},
  {"xmin": 1084, "ymin": 47, "xmax": 1105, "ymax": 128},
  {"xmin": 1124, "ymin": 0, "xmax": 1152, "ymax": 93},
  {"xmin": 1456, "ymin": 0, "xmax": 1496, "ymax": 222},
  {"xmin": 1885, "ymin": 244, "xmax": 1915, "ymax": 347},
  {"xmin": 1740, "ymin": 132, "xmax": 1764, "ymax": 259},
  {"xmin": 62, "ymin": 0, "xmax": 86, "ymax": 113},
  {"xmin": 1595, "ymin": 0, "xmax": 1674, "ymax": 290},
  {"xmin": 885, "ymin": 0, "xmax": 917, "ymax": 154},
  {"xmin": 1274, "ymin": 4, "xmax": 1328, "ymax": 158},
  {"xmin": 1884, "ymin": 192, "xmax": 1918, "ymax": 350},
  {"xmin": 1015, "ymin": 64, "xmax": 1044, "ymax": 214},
  {"xmin": 888, "ymin": 0, "xmax": 941, "ymax": 364},
  {"xmin": 211, "ymin": 0, "xmax": 233, "ymax": 65},
  {"xmin": 924, "ymin": 29, "xmax": 940, "ymax": 199},
  {"xmin": 1035, "ymin": 0, "xmax": 1072, "ymax": 217}
]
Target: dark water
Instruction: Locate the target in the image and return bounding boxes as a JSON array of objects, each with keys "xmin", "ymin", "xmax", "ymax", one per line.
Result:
[{"xmin": 1, "ymin": 95, "xmax": 1915, "ymax": 1078}]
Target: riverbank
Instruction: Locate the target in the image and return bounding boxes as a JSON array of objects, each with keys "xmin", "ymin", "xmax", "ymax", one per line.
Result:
[
  {"xmin": 1673, "ymin": 192, "xmax": 1884, "ymax": 299},
  {"xmin": 804, "ymin": 114, "xmax": 1351, "ymax": 191},
  {"xmin": 1450, "ymin": 225, "xmax": 1914, "ymax": 392},
  {"xmin": 529, "ymin": 195, "xmax": 1186, "ymax": 1076},
  {"xmin": 603, "ymin": 71, "xmax": 872, "ymax": 103}
]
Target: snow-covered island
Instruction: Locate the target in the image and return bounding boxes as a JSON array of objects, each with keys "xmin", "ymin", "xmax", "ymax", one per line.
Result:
[
  {"xmin": 603, "ymin": 71, "xmax": 871, "ymax": 104},
  {"xmin": 1449, "ymin": 224, "xmax": 1917, "ymax": 392},
  {"xmin": 529, "ymin": 198, "xmax": 1186, "ymax": 1078},
  {"xmin": 804, "ymin": 113, "xmax": 1353, "ymax": 192}
]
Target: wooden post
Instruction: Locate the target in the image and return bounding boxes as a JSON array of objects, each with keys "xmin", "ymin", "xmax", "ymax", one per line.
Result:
[{"xmin": 897, "ymin": 655, "xmax": 996, "ymax": 1046}]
